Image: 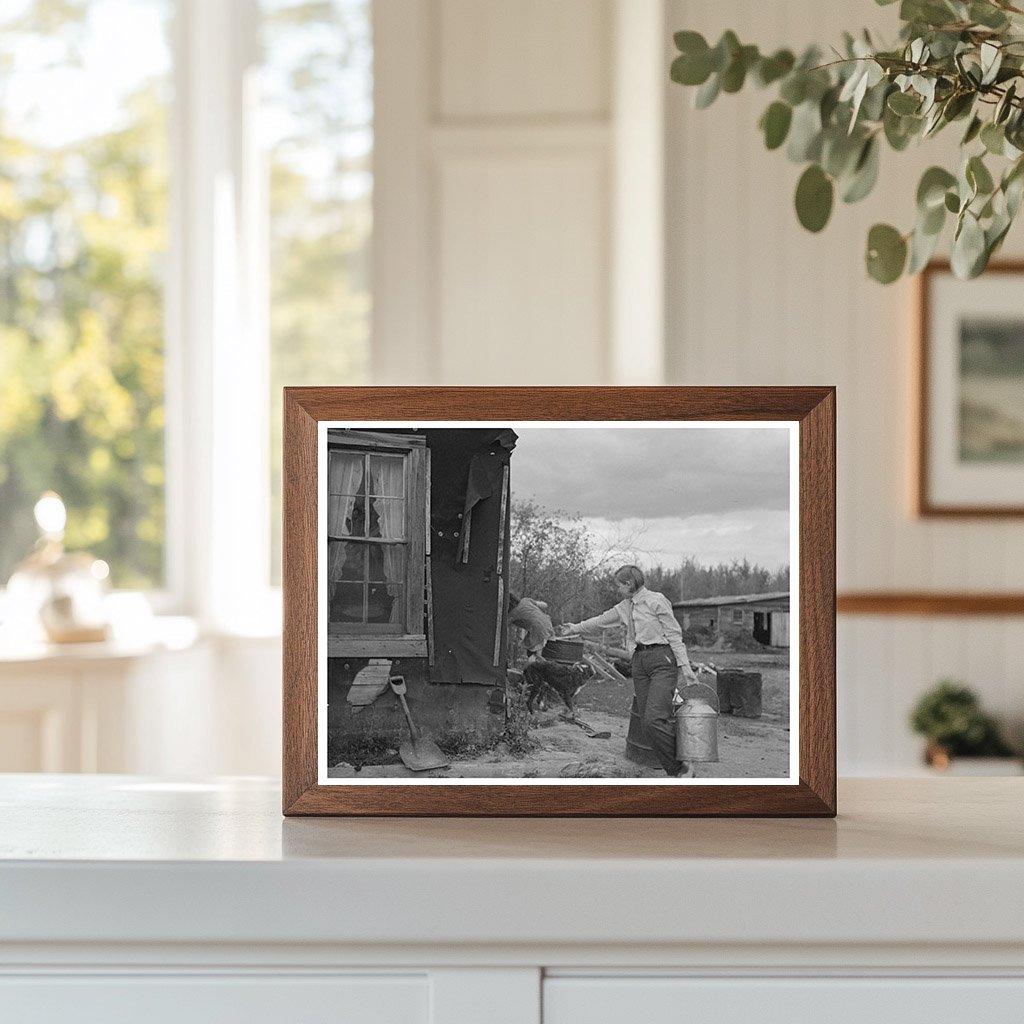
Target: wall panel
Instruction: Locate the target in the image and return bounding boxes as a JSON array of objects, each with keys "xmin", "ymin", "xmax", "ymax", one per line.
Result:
[{"xmin": 436, "ymin": 150, "xmax": 608, "ymax": 384}]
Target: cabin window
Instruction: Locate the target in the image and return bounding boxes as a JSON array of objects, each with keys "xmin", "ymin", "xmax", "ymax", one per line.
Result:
[
  {"xmin": 326, "ymin": 438, "xmax": 427, "ymax": 643},
  {"xmin": 731, "ymin": 608, "xmax": 744, "ymax": 623}
]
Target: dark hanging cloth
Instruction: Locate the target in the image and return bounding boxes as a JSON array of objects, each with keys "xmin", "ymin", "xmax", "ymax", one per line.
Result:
[{"xmin": 424, "ymin": 428, "xmax": 516, "ymax": 686}]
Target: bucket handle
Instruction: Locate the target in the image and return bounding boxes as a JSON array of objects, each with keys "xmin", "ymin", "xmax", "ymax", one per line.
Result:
[{"xmin": 676, "ymin": 679, "xmax": 720, "ymax": 712}]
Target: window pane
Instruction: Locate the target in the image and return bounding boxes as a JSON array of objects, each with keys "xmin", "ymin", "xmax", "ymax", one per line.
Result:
[
  {"xmin": 327, "ymin": 540, "xmax": 365, "ymax": 582},
  {"xmin": 367, "ymin": 454, "xmax": 403, "ymax": 496},
  {"xmin": 330, "ymin": 580, "xmax": 364, "ymax": 623},
  {"xmin": 367, "ymin": 543, "xmax": 404, "ymax": 584},
  {"xmin": 328, "ymin": 449, "xmax": 365, "ymax": 494},
  {"xmin": 263, "ymin": 0, "xmax": 373, "ymax": 583},
  {"xmin": 367, "ymin": 582, "xmax": 402, "ymax": 625},
  {"xmin": 328, "ymin": 494, "xmax": 366, "ymax": 538},
  {"xmin": 367, "ymin": 497, "xmax": 404, "ymax": 540},
  {"xmin": 0, "ymin": 0, "xmax": 172, "ymax": 588}
]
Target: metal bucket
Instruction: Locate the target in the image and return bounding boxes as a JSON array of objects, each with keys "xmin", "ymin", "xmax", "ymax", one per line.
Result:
[{"xmin": 675, "ymin": 681, "xmax": 720, "ymax": 762}]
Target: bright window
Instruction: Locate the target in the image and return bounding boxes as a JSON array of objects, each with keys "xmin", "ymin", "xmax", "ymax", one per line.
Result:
[
  {"xmin": 0, "ymin": 0, "xmax": 172, "ymax": 589},
  {"xmin": 262, "ymin": 0, "xmax": 373, "ymax": 584}
]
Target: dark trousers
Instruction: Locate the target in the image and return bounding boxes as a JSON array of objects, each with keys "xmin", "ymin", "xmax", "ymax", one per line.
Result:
[{"xmin": 632, "ymin": 647, "xmax": 683, "ymax": 775}]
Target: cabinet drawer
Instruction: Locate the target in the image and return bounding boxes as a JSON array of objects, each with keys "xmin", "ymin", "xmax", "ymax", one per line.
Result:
[
  {"xmin": 0, "ymin": 974, "xmax": 427, "ymax": 1024},
  {"xmin": 544, "ymin": 977, "xmax": 1024, "ymax": 1023}
]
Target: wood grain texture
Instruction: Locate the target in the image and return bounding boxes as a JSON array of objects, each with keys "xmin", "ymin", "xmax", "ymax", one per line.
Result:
[
  {"xmin": 838, "ymin": 592, "xmax": 1024, "ymax": 616},
  {"xmin": 282, "ymin": 391, "xmax": 319, "ymax": 813},
  {"xmin": 282, "ymin": 387, "xmax": 836, "ymax": 817}
]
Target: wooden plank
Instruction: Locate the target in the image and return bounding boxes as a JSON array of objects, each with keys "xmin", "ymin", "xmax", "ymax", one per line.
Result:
[
  {"xmin": 838, "ymin": 592, "xmax": 1024, "ymax": 616},
  {"xmin": 493, "ymin": 464, "xmax": 510, "ymax": 667},
  {"xmin": 461, "ymin": 506, "xmax": 472, "ymax": 563},
  {"xmin": 425, "ymin": 446, "xmax": 434, "ymax": 665},
  {"xmin": 585, "ymin": 650, "xmax": 628, "ymax": 684},
  {"xmin": 327, "ymin": 637, "xmax": 428, "ymax": 659},
  {"xmin": 426, "ymin": 558, "xmax": 435, "ymax": 667}
]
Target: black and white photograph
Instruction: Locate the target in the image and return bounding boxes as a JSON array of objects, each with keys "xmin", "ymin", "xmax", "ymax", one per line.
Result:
[{"xmin": 318, "ymin": 421, "xmax": 797, "ymax": 784}]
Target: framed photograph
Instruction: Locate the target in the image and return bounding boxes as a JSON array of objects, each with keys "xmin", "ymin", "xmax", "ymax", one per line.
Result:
[
  {"xmin": 917, "ymin": 261, "xmax": 1024, "ymax": 516},
  {"xmin": 283, "ymin": 387, "xmax": 835, "ymax": 816}
]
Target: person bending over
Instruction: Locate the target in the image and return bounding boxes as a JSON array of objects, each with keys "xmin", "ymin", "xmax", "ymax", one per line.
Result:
[{"xmin": 508, "ymin": 591, "xmax": 555, "ymax": 662}]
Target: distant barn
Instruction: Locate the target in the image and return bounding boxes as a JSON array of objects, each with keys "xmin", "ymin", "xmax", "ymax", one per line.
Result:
[{"xmin": 672, "ymin": 592, "xmax": 790, "ymax": 648}]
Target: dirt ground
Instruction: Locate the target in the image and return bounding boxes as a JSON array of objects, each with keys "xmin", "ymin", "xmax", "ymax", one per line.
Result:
[{"xmin": 329, "ymin": 649, "xmax": 791, "ymax": 780}]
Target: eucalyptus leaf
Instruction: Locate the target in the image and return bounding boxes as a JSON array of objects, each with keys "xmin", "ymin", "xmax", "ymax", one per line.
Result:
[
  {"xmin": 962, "ymin": 115, "xmax": 983, "ymax": 145},
  {"xmin": 721, "ymin": 44, "xmax": 759, "ymax": 93},
  {"xmin": 944, "ymin": 190, "xmax": 961, "ymax": 213},
  {"xmin": 921, "ymin": 200, "xmax": 946, "ymax": 235},
  {"xmin": 888, "ymin": 91, "xmax": 921, "ymax": 115},
  {"xmin": 694, "ymin": 73, "xmax": 721, "ymax": 110},
  {"xmin": 917, "ymin": 166, "xmax": 957, "ymax": 210},
  {"xmin": 995, "ymin": 82, "xmax": 1017, "ymax": 124},
  {"xmin": 671, "ymin": 47, "xmax": 712, "ymax": 87},
  {"xmin": 980, "ymin": 42, "xmax": 1002, "ymax": 86},
  {"xmin": 866, "ymin": 223, "xmax": 908, "ymax": 283},
  {"xmin": 981, "ymin": 122, "xmax": 1005, "ymax": 155},
  {"xmin": 908, "ymin": 221, "xmax": 942, "ymax": 273},
  {"xmin": 822, "ymin": 129, "xmax": 863, "ymax": 178},
  {"xmin": 779, "ymin": 73, "xmax": 807, "ymax": 106},
  {"xmin": 787, "ymin": 101, "xmax": 823, "ymax": 162},
  {"xmin": 710, "ymin": 31, "xmax": 740, "ymax": 74},
  {"xmin": 861, "ymin": 80, "xmax": 892, "ymax": 122},
  {"xmin": 884, "ymin": 106, "xmax": 921, "ymax": 150},
  {"xmin": 842, "ymin": 137, "xmax": 881, "ymax": 203},
  {"xmin": 795, "ymin": 164, "xmax": 834, "ymax": 232},
  {"xmin": 760, "ymin": 102, "xmax": 793, "ymax": 150},
  {"xmin": 951, "ymin": 211, "xmax": 986, "ymax": 278},
  {"xmin": 754, "ymin": 49, "xmax": 795, "ymax": 87},
  {"xmin": 970, "ymin": 2, "xmax": 1009, "ymax": 30},
  {"xmin": 942, "ymin": 92, "xmax": 974, "ymax": 122},
  {"xmin": 967, "ymin": 154, "xmax": 995, "ymax": 195}
]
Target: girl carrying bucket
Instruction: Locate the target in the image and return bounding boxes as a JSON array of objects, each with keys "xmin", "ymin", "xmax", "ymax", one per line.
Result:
[{"xmin": 560, "ymin": 565, "xmax": 699, "ymax": 778}]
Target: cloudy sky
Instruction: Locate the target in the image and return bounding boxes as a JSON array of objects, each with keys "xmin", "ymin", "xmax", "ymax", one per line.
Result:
[{"xmin": 510, "ymin": 425, "xmax": 793, "ymax": 571}]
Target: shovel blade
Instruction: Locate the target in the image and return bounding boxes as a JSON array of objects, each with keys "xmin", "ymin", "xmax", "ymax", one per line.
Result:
[{"xmin": 399, "ymin": 736, "xmax": 450, "ymax": 772}]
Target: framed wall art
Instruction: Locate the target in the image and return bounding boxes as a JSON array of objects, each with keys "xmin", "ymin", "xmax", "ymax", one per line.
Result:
[
  {"xmin": 917, "ymin": 261, "xmax": 1024, "ymax": 517},
  {"xmin": 282, "ymin": 387, "xmax": 836, "ymax": 816}
]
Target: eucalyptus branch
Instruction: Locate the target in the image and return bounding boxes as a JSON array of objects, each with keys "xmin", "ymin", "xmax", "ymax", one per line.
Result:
[{"xmin": 670, "ymin": 2, "xmax": 1024, "ymax": 283}]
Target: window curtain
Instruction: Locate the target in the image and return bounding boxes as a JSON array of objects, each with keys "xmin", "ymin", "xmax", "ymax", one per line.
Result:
[
  {"xmin": 328, "ymin": 451, "xmax": 364, "ymax": 578},
  {"xmin": 370, "ymin": 457, "xmax": 405, "ymax": 624}
]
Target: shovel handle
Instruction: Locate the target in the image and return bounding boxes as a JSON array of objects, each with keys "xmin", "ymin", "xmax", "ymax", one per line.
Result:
[{"xmin": 389, "ymin": 676, "xmax": 420, "ymax": 739}]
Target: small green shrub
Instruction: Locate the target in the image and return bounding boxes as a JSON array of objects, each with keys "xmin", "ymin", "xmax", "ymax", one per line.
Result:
[{"xmin": 909, "ymin": 680, "xmax": 1014, "ymax": 757}]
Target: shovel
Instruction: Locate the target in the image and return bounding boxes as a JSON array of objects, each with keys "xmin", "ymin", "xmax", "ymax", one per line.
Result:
[{"xmin": 388, "ymin": 676, "xmax": 450, "ymax": 772}]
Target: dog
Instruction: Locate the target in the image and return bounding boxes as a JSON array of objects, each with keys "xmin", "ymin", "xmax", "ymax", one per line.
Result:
[{"xmin": 522, "ymin": 657, "xmax": 596, "ymax": 715}]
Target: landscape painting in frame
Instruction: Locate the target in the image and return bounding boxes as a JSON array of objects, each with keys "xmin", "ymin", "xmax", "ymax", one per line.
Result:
[
  {"xmin": 920, "ymin": 262, "xmax": 1024, "ymax": 515},
  {"xmin": 317, "ymin": 421, "xmax": 799, "ymax": 786}
]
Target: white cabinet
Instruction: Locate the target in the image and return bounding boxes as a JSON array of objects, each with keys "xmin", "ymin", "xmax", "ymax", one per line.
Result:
[
  {"xmin": 1, "ymin": 777, "xmax": 1022, "ymax": 1024},
  {"xmin": 544, "ymin": 977, "xmax": 1024, "ymax": 1023},
  {"xmin": 1, "ymin": 975, "xmax": 428, "ymax": 1024}
]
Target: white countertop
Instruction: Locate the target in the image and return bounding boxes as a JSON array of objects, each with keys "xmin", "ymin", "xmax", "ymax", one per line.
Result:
[{"xmin": 1, "ymin": 775, "xmax": 1022, "ymax": 950}]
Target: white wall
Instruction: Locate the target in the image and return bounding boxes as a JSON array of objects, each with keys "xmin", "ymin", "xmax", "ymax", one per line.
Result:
[
  {"xmin": 39, "ymin": 0, "xmax": 1013, "ymax": 779},
  {"xmin": 664, "ymin": 0, "xmax": 1024, "ymax": 772}
]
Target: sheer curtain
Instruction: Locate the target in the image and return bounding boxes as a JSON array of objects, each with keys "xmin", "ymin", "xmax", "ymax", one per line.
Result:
[
  {"xmin": 328, "ymin": 451, "xmax": 364, "ymax": 578},
  {"xmin": 370, "ymin": 457, "xmax": 404, "ymax": 624}
]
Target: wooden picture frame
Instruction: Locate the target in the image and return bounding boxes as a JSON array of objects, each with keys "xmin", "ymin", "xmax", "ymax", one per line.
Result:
[
  {"xmin": 917, "ymin": 261, "xmax": 1024, "ymax": 517},
  {"xmin": 283, "ymin": 387, "xmax": 836, "ymax": 816}
]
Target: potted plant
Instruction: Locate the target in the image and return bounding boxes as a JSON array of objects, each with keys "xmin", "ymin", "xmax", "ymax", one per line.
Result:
[
  {"xmin": 909, "ymin": 679, "xmax": 1019, "ymax": 771},
  {"xmin": 670, "ymin": 0, "xmax": 1024, "ymax": 283}
]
